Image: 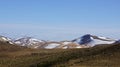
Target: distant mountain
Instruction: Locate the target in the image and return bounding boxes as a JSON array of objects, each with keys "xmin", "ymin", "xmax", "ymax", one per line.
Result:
[
  {"xmin": 12, "ymin": 37, "xmax": 89, "ymax": 49},
  {"xmin": 72, "ymin": 34, "xmax": 116, "ymax": 47},
  {"xmin": 0, "ymin": 34, "xmax": 117, "ymax": 49},
  {"xmin": 13, "ymin": 37, "xmax": 46, "ymax": 48},
  {"xmin": 43, "ymin": 41, "xmax": 89, "ymax": 49},
  {"xmin": 114, "ymin": 39, "xmax": 120, "ymax": 44},
  {"xmin": 0, "ymin": 35, "xmax": 13, "ymax": 44}
]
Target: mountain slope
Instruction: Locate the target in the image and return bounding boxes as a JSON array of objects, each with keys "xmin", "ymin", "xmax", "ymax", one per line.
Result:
[
  {"xmin": 0, "ymin": 41, "xmax": 26, "ymax": 52},
  {"xmin": 114, "ymin": 39, "xmax": 120, "ymax": 44},
  {"xmin": 14, "ymin": 37, "xmax": 46, "ymax": 48},
  {"xmin": 13, "ymin": 37, "xmax": 89, "ymax": 49},
  {"xmin": 0, "ymin": 41, "xmax": 120, "ymax": 67},
  {"xmin": 0, "ymin": 34, "xmax": 117, "ymax": 49},
  {"xmin": 0, "ymin": 36, "xmax": 13, "ymax": 44},
  {"xmin": 12, "ymin": 34, "xmax": 116, "ymax": 49},
  {"xmin": 72, "ymin": 34, "xmax": 116, "ymax": 47},
  {"xmin": 52, "ymin": 43, "xmax": 120, "ymax": 67}
]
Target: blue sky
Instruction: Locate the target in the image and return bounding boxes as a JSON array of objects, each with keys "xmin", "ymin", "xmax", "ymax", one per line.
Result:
[{"xmin": 0, "ymin": 0, "xmax": 120, "ymax": 40}]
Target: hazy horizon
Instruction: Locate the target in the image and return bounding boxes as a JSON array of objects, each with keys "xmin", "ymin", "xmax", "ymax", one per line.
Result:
[{"xmin": 0, "ymin": 0, "xmax": 120, "ymax": 40}]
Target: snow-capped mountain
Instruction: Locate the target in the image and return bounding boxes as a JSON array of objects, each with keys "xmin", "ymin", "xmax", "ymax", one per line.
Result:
[
  {"xmin": 114, "ymin": 39, "xmax": 120, "ymax": 44},
  {"xmin": 0, "ymin": 36, "xmax": 82, "ymax": 49},
  {"xmin": 0, "ymin": 34, "xmax": 117, "ymax": 49},
  {"xmin": 0, "ymin": 36, "xmax": 13, "ymax": 44},
  {"xmin": 0, "ymin": 36, "xmax": 10, "ymax": 42},
  {"xmin": 72, "ymin": 34, "xmax": 116, "ymax": 47},
  {"xmin": 13, "ymin": 37, "xmax": 46, "ymax": 48},
  {"xmin": 13, "ymin": 37, "xmax": 89, "ymax": 49}
]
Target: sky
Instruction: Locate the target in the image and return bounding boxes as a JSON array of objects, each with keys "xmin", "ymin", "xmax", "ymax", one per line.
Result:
[{"xmin": 0, "ymin": 0, "xmax": 120, "ymax": 40}]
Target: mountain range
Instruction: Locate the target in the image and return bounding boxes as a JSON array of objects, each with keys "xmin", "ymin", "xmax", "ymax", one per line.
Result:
[{"xmin": 0, "ymin": 34, "xmax": 118, "ymax": 49}]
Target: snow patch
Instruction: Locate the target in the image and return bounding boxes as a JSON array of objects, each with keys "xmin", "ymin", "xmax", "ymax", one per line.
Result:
[
  {"xmin": 34, "ymin": 46, "xmax": 39, "ymax": 48},
  {"xmin": 45, "ymin": 43, "xmax": 61, "ymax": 49},
  {"xmin": 62, "ymin": 46, "xmax": 68, "ymax": 49},
  {"xmin": 93, "ymin": 39, "xmax": 115, "ymax": 46},
  {"xmin": 1, "ymin": 37, "xmax": 8, "ymax": 41},
  {"xmin": 76, "ymin": 46, "xmax": 82, "ymax": 48},
  {"xmin": 98, "ymin": 36, "xmax": 107, "ymax": 40},
  {"xmin": 62, "ymin": 42, "xmax": 71, "ymax": 45},
  {"xmin": 15, "ymin": 41, "xmax": 21, "ymax": 44}
]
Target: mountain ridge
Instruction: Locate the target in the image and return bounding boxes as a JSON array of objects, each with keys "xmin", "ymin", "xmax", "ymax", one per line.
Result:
[{"xmin": 0, "ymin": 34, "xmax": 118, "ymax": 49}]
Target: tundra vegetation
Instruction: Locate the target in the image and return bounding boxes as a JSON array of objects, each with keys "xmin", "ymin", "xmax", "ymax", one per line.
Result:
[{"xmin": 0, "ymin": 41, "xmax": 120, "ymax": 67}]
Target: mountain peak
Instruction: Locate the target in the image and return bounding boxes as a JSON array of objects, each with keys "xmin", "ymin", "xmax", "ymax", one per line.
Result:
[
  {"xmin": 72, "ymin": 34, "xmax": 116, "ymax": 47},
  {"xmin": 114, "ymin": 39, "xmax": 120, "ymax": 44},
  {"xmin": 79, "ymin": 34, "xmax": 93, "ymax": 45}
]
